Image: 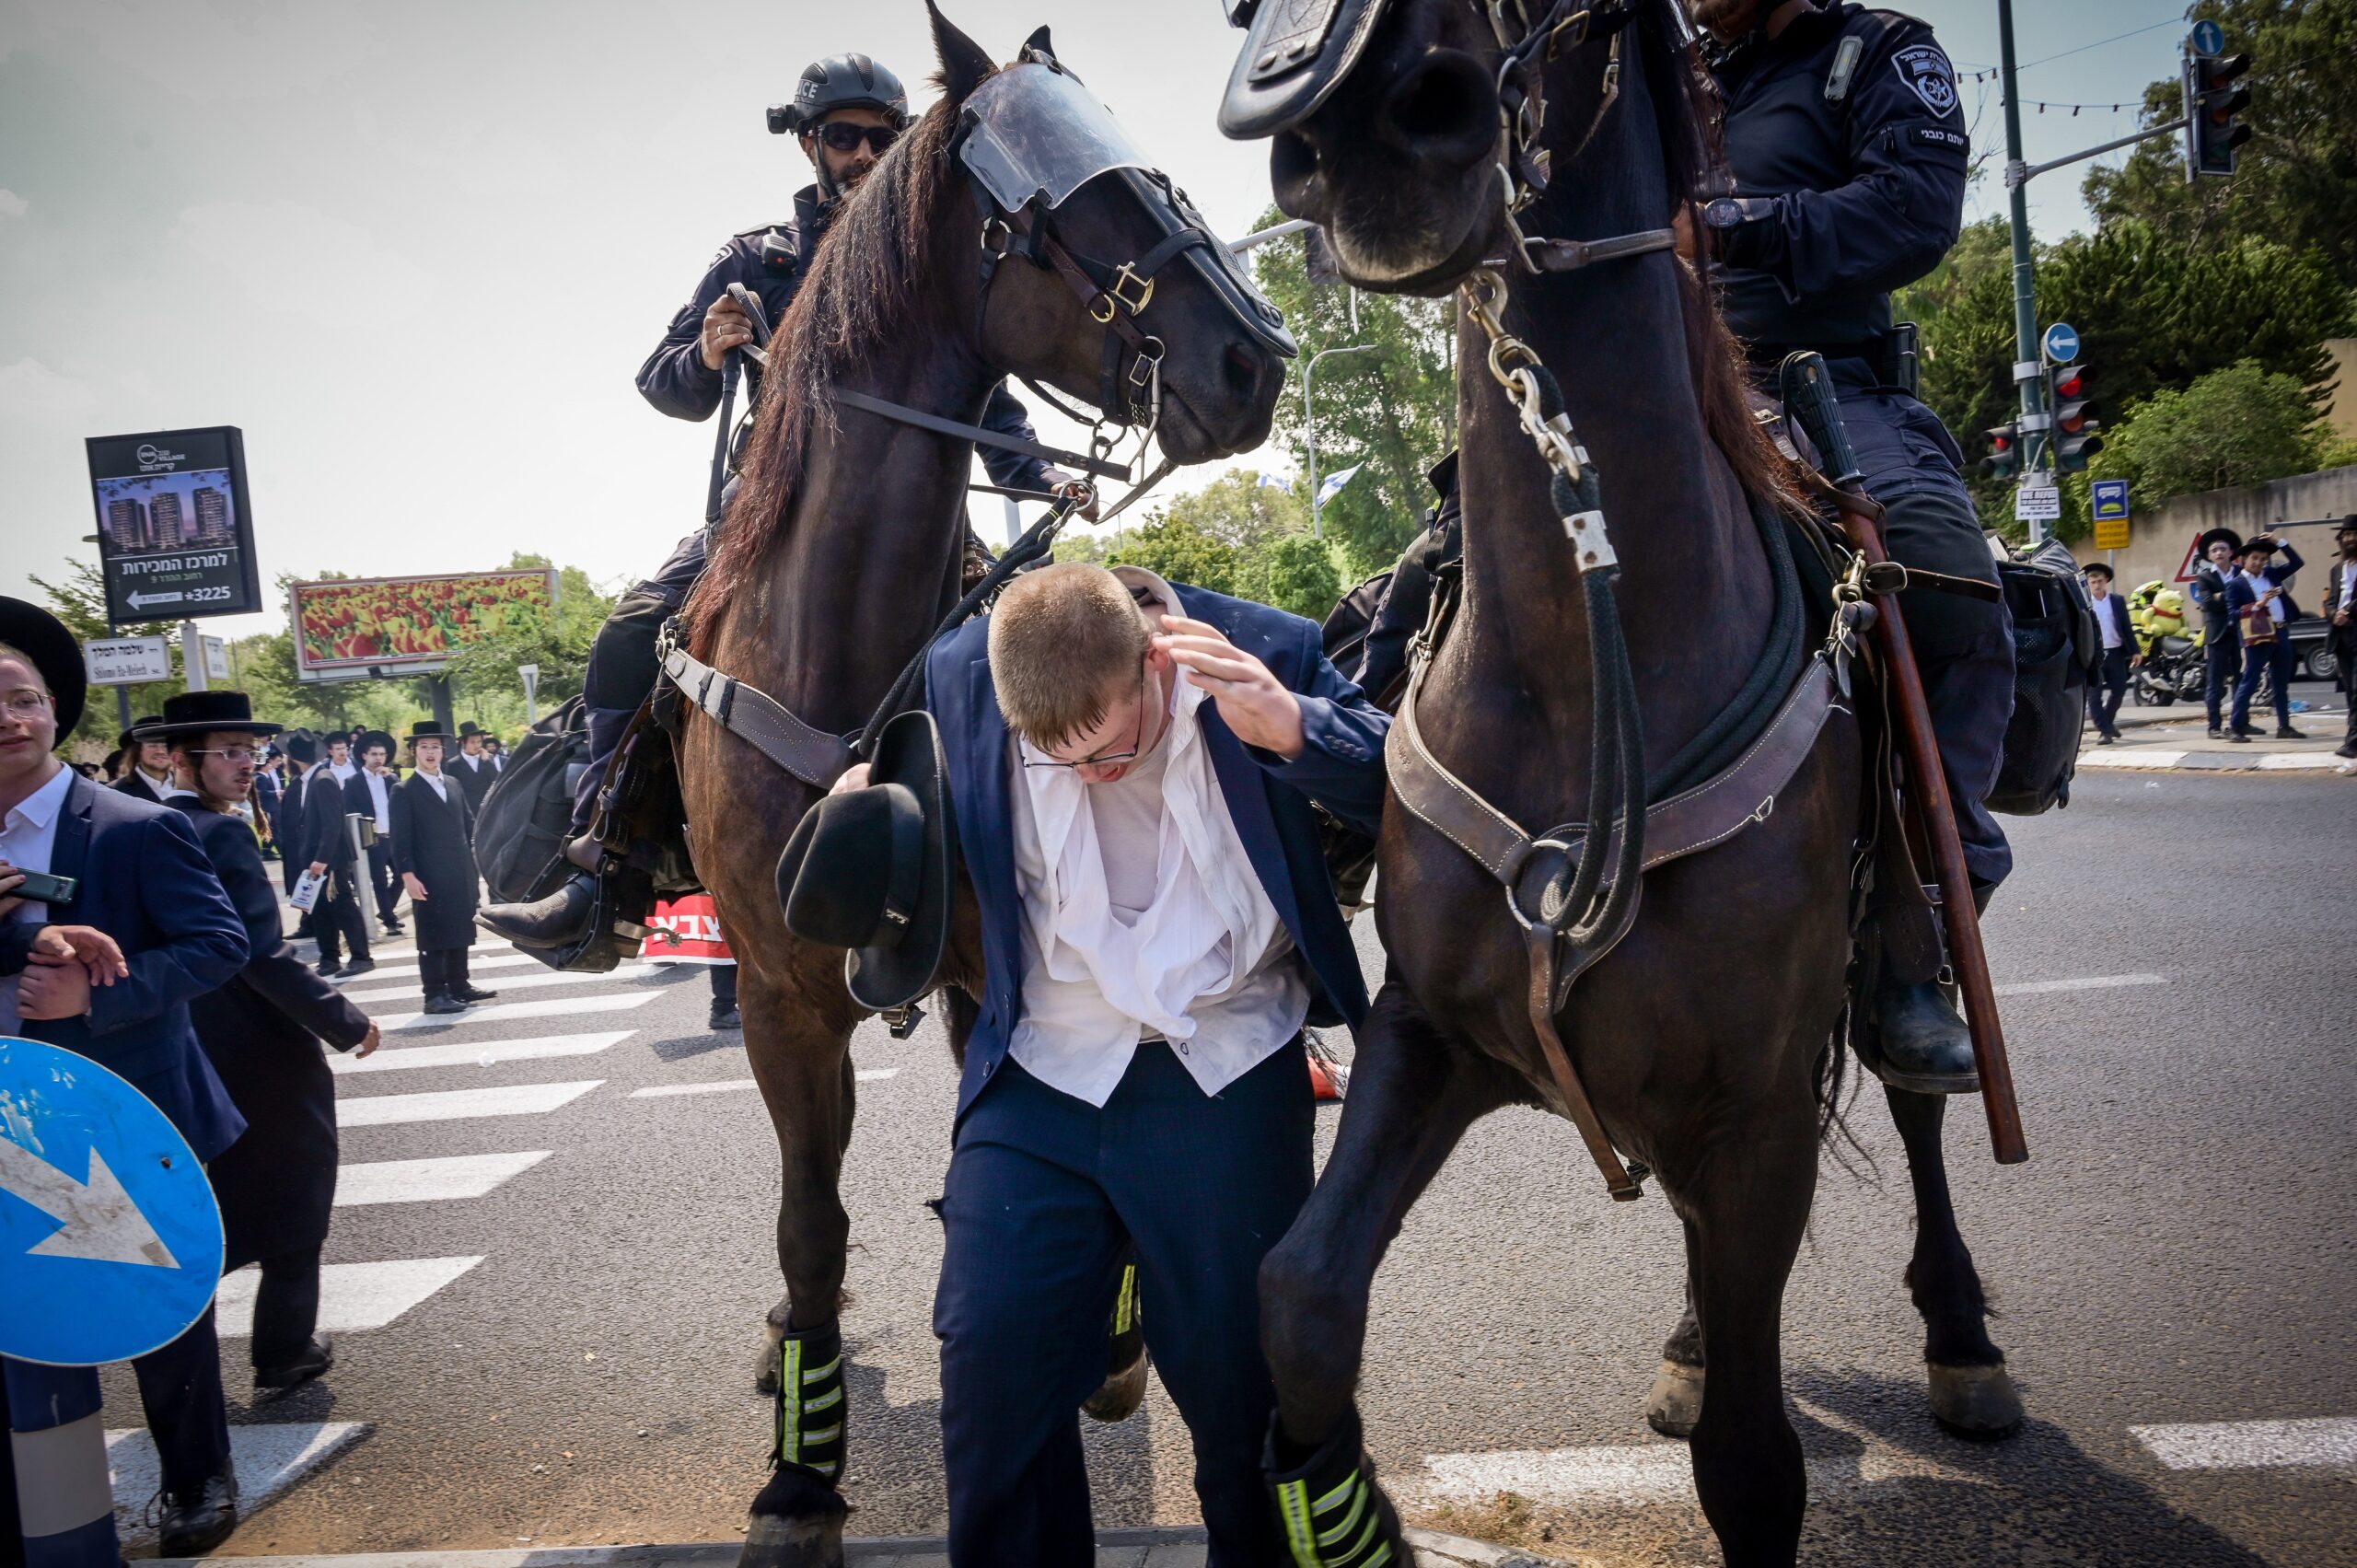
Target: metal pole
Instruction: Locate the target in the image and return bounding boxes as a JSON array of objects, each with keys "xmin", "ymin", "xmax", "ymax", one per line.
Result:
[
  {"xmin": 114, "ymin": 687, "xmax": 133, "ymax": 738},
  {"xmin": 428, "ymin": 676, "xmax": 457, "ymax": 740},
  {"xmin": 1302, "ymin": 343, "xmax": 1377, "ymax": 539},
  {"xmin": 1997, "ymin": 0, "xmax": 2053, "ymax": 543},
  {"xmin": 180, "ymin": 621, "xmax": 207, "ymax": 692}
]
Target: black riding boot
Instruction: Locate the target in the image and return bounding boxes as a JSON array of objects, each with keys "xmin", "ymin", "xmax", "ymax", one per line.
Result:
[
  {"xmin": 1864, "ymin": 883, "xmax": 1990, "ymax": 1097},
  {"xmin": 1267, "ymin": 1411, "xmax": 1408, "ymax": 1568},
  {"xmin": 479, "ymin": 833, "xmax": 605, "ymax": 948}
]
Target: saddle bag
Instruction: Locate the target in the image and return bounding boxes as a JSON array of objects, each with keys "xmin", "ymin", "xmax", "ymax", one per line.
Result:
[
  {"xmin": 474, "ymin": 695, "xmax": 592, "ymax": 905},
  {"xmin": 1988, "ymin": 537, "xmax": 2098, "ymax": 817}
]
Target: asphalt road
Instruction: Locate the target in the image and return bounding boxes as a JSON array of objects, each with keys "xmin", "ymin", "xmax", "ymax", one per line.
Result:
[{"xmin": 97, "ymin": 767, "xmax": 2354, "ymax": 1566}]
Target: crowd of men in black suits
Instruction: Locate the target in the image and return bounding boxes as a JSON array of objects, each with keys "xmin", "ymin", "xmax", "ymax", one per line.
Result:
[{"xmin": 0, "ymin": 597, "xmax": 517, "ymax": 1557}]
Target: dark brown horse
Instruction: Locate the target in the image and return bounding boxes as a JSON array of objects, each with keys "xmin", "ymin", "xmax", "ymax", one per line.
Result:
[
  {"xmin": 1223, "ymin": 1, "xmax": 2010, "ymax": 1562},
  {"xmin": 676, "ymin": 9, "xmax": 1285, "ymax": 1563}
]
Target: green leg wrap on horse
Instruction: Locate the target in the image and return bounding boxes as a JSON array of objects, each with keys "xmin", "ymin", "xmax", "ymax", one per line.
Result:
[
  {"xmin": 1266, "ymin": 1411, "xmax": 1406, "ymax": 1568},
  {"xmin": 771, "ymin": 1321, "xmax": 846, "ymax": 1481}
]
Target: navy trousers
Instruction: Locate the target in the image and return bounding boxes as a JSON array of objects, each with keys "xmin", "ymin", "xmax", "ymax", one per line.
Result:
[
  {"xmin": 935, "ymin": 1040, "xmax": 1313, "ymax": 1568},
  {"xmin": 2088, "ymin": 646, "xmax": 2131, "ymax": 738},
  {"xmin": 1834, "ymin": 377, "xmax": 2015, "ymax": 890},
  {"xmin": 2232, "ymin": 633, "xmax": 2295, "ymax": 733},
  {"xmin": 2203, "ymin": 632, "xmax": 2243, "ymax": 730}
]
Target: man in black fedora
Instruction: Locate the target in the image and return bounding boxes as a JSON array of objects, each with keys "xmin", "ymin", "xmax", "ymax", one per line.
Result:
[
  {"xmin": 447, "ymin": 720, "xmax": 500, "ymax": 822},
  {"xmin": 2188, "ymin": 527, "xmax": 2247, "ymax": 738},
  {"xmin": 153, "ymin": 690, "xmax": 381, "ymax": 1394},
  {"xmin": 298, "ymin": 732, "xmax": 374, "ymax": 978},
  {"xmin": 278, "ymin": 733, "xmax": 318, "ymax": 903},
  {"xmin": 2326, "ymin": 516, "xmax": 2357, "ymax": 759},
  {"xmin": 0, "ymin": 598, "xmax": 252, "ymax": 1555},
  {"xmin": 354, "ymin": 729, "xmax": 404, "ymax": 936},
  {"xmin": 391, "ymin": 720, "xmax": 495, "ymax": 1015},
  {"xmin": 113, "ymin": 712, "xmax": 173, "ymax": 802}
]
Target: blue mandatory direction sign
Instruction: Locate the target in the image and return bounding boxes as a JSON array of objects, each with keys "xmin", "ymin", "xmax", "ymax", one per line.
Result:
[
  {"xmin": 2041, "ymin": 321, "xmax": 2081, "ymax": 365},
  {"xmin": 2092, "ymin": 480, "xmax": 2131, "ymax": 521},
  {"xmin": 0, "ymin": 1037, "xmax": 223, "ymax": 1366},
  {"xmin": 2190, "ymin": 18, "xmax": 2226, "ymax": 57}
]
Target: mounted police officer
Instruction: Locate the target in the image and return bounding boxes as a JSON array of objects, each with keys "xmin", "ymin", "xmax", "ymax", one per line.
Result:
[
  {"xmin": 1687, "ymin": 0, "xmax": 2009, "ymax": 1095},
  {"xmin": 483, "ymin": 52, "xmax": 1095, "ymax": 954}
]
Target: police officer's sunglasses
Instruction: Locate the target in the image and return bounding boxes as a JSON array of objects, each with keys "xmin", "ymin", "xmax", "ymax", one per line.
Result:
[{"xmin": 815, "ymin": 122, "xmax": 899, "ymax": 156}]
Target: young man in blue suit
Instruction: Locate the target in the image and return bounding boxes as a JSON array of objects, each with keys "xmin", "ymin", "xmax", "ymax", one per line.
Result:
[
  {"xmin": 2224, "ymin": 532, "xmax": 2308, "ymax": 740},
  {"xmin": 830, "ymin": 563, "xmax": 1387, "ymax": 1565},
  {"xmin": 0, "ymin": 598, "xmax": 252, "ymax": 1556},
  {"xmin": 2082, "ymin": 562, "xmax": 2138, "ymax": 743}
]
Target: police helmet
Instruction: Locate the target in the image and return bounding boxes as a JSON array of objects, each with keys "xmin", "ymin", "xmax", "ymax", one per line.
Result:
[{"xmin": 769, "ymin": 54, "xmax": 910, "ymax": 135}]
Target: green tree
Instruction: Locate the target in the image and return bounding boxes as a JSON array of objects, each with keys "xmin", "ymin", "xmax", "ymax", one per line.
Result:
[
  {"xmin": 2085, "ymin": 358, "xmax": 2327, "ymax": 505},
  {"xmin": 1250, "ymin": 207, "xmax": 1457, "ymax": 579},
  {"xmin": 439, "ymin": 552, "xmax": 617, "ymax": 734},
  {"xmin": 1255, "ymin": 534, "xmax": 1342, "ymax": 621},
  {"xmin": 1103, "ymin": 515, "xmax": 1240, "ymax": 595},
  {"xmin": 2082, "ymin": 0, "xmax": 2357, "ymax": 288},
  {"xmin": 29, "ymin": 560, "xmax": 183, "ymax": 746}
]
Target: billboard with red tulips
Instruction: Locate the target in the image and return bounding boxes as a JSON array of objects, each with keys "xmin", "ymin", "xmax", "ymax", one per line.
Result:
[{"xmin": 289, "ymin": 568, "xmax": 559, "ymax": 678}]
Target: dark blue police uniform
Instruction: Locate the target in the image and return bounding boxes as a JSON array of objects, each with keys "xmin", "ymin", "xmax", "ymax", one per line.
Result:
[
  {"xmin": 1705, "ymin": 0, "xmax": 2014, "ymax": 889},
  {"xmin": 574, "ymin": 184, "xmax": 1062, "ymax": 829}
]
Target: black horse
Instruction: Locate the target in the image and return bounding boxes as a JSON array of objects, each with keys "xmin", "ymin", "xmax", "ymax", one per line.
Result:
[{"xmin": 1221, "ymin": 1, "xmax": 2014, "ymax": 1562}]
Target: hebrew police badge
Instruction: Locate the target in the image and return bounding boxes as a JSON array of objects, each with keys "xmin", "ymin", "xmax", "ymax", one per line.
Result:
[{"xmin": 1892, "ymin": 44, "xmax": 1958, "ymax": 118}]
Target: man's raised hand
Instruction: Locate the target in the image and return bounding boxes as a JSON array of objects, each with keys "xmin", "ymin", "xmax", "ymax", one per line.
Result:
[{"xmin": 1153, "ymin": 615, "xmax": 1306, "ymax": 761}]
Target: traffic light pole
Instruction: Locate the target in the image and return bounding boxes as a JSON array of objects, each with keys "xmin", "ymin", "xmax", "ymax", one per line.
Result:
[{"xmin": 1996, "ymin": 0, "xmax": 2052, "ymax": 540}]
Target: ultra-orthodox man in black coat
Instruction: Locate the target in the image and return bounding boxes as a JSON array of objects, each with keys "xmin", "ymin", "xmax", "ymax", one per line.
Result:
[{"xmin": 389, "ymin": 723, "xmax": 493, "ymax": 1013}]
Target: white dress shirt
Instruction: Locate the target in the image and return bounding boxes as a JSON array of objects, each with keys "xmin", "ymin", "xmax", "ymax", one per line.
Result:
[
  {"xmin": 1005, "ymin": 568, "xmax": 1309, "ymax": 1107},
  {"xmin": 361, "ymin": 769, "xmax": 392, "ymax": 831},
  {"xmin": 2091, "ymin": 591, "xmax": 2120, "ymax": 650},
  {"xmin": 2240, "ymin": 568, "xmax": 2288, "ymax": 624},
  {"xmin": 414, "ymin": 771, "xmax": 449, "ymax": 802}
]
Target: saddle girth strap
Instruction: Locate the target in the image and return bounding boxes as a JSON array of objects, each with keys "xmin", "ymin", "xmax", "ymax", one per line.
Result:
[{"xmin": 661, "ymin": 641, "xmax": 853, "ymax": 790}]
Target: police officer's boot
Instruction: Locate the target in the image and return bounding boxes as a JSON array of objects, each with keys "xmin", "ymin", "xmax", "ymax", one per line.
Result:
[
  {"xmin": 1869, "ymin": 975, "xmax": 1980, "ymax": 1096},
  {"xmin": 478, "ymin": 832, "xmax": 604, "ymax": 949}
]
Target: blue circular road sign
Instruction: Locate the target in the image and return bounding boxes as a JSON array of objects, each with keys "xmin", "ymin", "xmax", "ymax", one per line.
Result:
[
  {"xmin": 2042, "ymin": 322, "xmax": 2081, "ymax": 364},
  {"xmin": 0, "ymin": 1037, "xmax": 223, "ymax": 1365},
  {"xmin": 2190, "ymin": 18, "xmax": 2226, "ymax": 57}
]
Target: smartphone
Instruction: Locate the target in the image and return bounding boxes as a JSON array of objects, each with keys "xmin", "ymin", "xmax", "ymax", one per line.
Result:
[{"xmin": 6, "ymin": 868, "xmax": 77, "ymax": 904}]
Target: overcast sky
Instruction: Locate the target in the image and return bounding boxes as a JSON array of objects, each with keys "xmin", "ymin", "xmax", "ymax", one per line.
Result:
[{"xmin": 2, "ymin": 0, "xmax": 2193, "ymax": 641}]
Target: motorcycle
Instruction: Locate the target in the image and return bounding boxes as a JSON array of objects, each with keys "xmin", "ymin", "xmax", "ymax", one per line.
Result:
[{"xmin": 2129, "ymin": 582, "xmax": 2207, "ymax": 706}]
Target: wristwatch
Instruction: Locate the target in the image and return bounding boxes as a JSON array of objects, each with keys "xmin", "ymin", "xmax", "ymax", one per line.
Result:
[{"xmin": 1700, "ymin": 196, "xmax": 1769, "ymax": 261}]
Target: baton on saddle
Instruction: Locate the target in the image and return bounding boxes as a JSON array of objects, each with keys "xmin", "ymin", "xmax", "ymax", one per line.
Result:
[{"xmin": 1779, "ymin": 353, "xmax": 2027, "ymax": 1167}]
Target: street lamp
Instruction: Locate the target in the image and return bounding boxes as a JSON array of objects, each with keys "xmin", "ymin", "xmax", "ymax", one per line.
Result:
[{"xmin": 1303, "ymin": 343, "xmax": 1376, "ymax": 538}]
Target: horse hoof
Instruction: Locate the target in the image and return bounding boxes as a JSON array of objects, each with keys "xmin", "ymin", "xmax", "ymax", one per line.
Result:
[
  {"xmin": 1643, "ymin": 1359, "xmax": 1704, "ymax": 1440},
  {"xmin": 1928, "ymin": 1361, "xmax": 2025, "ymax": 1439},
  {"xmin": 1083, "ymin": 1334, "xmax": 1148, "ymax": 1423},
  {"xmin": 737, "ymin": 1469, "xmax": 847, "ymax": 1568}
]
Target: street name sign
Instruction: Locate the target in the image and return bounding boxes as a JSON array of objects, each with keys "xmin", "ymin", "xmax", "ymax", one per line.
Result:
[
  {"xmin": 85, "ymin": 425, "xmax": 263, "ymax": 628},
  {"xmin": 81, "ymin": 636, "xmax": 172, "ymax": 687},
  {"xmin": 0, "ymin": 1037, "xmax": 225, "ymax": 1365},
  {"xmin": 2041, "ymin": 322, "xmax": 2081, "ymax": 365},
  {"xmin": 2014, "ymin": 483, "xmax": 2062, "ymax": 523},
  {"xmin": 203, "ymin": 634, "xmax": 231, "ymax": 683}
]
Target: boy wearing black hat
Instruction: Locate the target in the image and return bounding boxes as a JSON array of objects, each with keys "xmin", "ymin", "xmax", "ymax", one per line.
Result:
[
  {"xmin": 390, "ymin": 721, "xmax": 495, "ymax": 1014},
  {"xmin": 2225, "ymin": 532, "xmax": 2307, "ymax": 740},
  {"xmin": 157, "ymin": 691, "xmax": 381, "ymax": 1393},
  {"xmin": 2189, "ymin": 528, "xmax": 2246, "ymax": 738},
  {"xmin": 2326, "ymin": 517, "xmax": 2357, "ymax": 760},
  {"xmin": 2082, "ymin": 562, "xmax": 2138, "ymax": 744}
]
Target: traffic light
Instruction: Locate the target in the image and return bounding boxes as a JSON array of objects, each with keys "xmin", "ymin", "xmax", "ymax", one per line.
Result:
[
  {"xmin": 2183, "ymin": 50, "xmax": 2252, "ymax": 180},
  {"xmin": 2048, "ymin": 363, "xmax": 2102, "ymax": 473},
  {"xmin": 1982, "ymin": 422, "xmax": 2020, "ymax": 481}
]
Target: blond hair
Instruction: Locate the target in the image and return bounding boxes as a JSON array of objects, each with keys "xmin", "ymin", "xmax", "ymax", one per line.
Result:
[{"xmin": 987, "ymin": 563, "xmax": 1151, "ymax": 749}]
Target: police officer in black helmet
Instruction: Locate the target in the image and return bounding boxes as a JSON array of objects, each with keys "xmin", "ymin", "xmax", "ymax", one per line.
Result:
[
  {"xmin": 1686, "ymin": 0, "xmax": 2011, "ymax": 1096},
  {"xmin": 486, "ymin": 54, "xmax": 1095, "ymax": 954}
]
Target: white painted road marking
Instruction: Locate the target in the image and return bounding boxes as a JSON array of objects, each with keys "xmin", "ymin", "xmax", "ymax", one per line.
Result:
[
  {"xmin": 2258, "ymin": 752, "xmax": 2342, "ymax": 770},
  {"xmin": 331, "ymin": 1029, "xmax": 634, "ymax": 1075},
  {"xmin": 338, "ymin": 1080, "xmax": 601, "ymax": 1127},
  {"xmin": 380, "ymin": 992, "xmax": 659, "ymax": 1030},
  {"xmin": 339, "ymin": 963, "xmax": 661, "ymax": 1005},
  {"xmin": 2131, "ymin": 1417, "xmax": 2357, "ymax": 1470},
  {"xmin": 629, "ymin": 1069, "xmax": 897, "ymax": 1099},
  {"xmin": 108, "ymin": 1422, "xmax": 367, "ymax": 1546},
  {"xmin": 2077, "ymin": 749, "xmax": 2189, "ymax": 769},
  {"xmin": 1421, "ymin": 1437, "xmax": 1991, "ymax": 1505},
  {"xmin": 336, "ymin": 1151, "xmax": 553, "ymax": 1206},
  {"xmin": 330, "ymin": 951, "xmax": 554, "ymax": 983},
  {"xmin": 1993, "ymin": 972, "xmax": 2167, "ymax": 996},
  {"xmin": 215, "ymin": 1257, "xmax": 485, "ymax": 1336}
]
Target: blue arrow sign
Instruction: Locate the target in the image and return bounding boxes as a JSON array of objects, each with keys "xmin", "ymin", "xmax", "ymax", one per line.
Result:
[
  {"xmin": 2042, "ymin": 322, "xmax": 2081, "ymax": 365},
  {"xmin": 2190, "ymin": 18, "xmax": 2225, "ymax": 58},
  {"xmin": 0, "ymin": 1037, "xmax": 222, "ymax": 1365},
  {"xmin": 2092, "ymin": 480, "xmax": 2131, "ymax": 521}
]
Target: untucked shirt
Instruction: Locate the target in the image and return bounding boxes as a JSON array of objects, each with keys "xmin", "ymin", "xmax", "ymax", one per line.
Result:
[{"xmin": 2091, "ymin": 591, "xmax": 2120, "ymax": 650}]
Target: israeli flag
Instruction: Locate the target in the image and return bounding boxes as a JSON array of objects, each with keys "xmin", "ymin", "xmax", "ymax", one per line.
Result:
[
  {"xmin": 1256, "ymin": 470, "xmax": 1292, "ymax": 491},
  {"xmin": 1316, "ymin": 464, "xmax": 1362, "ymax": 508}
]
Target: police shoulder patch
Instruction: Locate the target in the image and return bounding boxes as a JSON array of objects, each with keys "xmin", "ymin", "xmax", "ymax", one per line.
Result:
[{"xmin": 1891, "ymin": 42, "xmax": 1958, "ymax": 119}]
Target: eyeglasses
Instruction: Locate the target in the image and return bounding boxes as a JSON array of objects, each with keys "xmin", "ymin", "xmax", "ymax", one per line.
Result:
[
  {"xmin": 1024, "ymin": 665, "xmax": 1152, "ymax": 772},
  {"xmin": 816, "ymin": 122, "xmax": 898, "ymax": 155},
  {"xmin": 191, "ymin": 747, "xmax": 261, "ymax": 763},
  {"xmin": 3, "ymin": 691, "xmax": 51, "ymax": 718}
]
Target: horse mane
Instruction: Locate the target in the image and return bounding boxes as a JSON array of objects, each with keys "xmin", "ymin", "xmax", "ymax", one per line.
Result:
[
  {"xmin": 1631, "ymin": 0, "xmax": 1803, "ymax": 513},
  {"xmin": 685, "ymin": 71, "xmax": 988, "ymax": 646}
]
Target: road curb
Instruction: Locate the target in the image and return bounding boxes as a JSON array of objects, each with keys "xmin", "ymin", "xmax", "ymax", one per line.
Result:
[
  {"xmin": 154, "ymin": 1528, "xmax": 1571, "ymax": 1568},
  {"xmin": 2076, "ymin": 747, "xmax": 2352, "ymax": 773}
]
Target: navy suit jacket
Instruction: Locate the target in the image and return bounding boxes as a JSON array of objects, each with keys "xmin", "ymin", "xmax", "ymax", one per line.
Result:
[
  {"xmin": 2223, "ymin": 547, "xmax": 2305, "ymax": 644},
  {"xmin": 0, "ymin": 772, "xmax": 249, "ymax": 1158},
  {"xmin": 2092, "ymin": 593, "xmax": 2134, "ymax": 653},
  {"xmin": 926, "ymin": 581, "xmax": 1389, "ymax": 1127}
]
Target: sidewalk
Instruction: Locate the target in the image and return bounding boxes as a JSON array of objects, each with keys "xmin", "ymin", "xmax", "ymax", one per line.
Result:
[
  {"xmin": 2075, "ymin": 691, "xmax": 2353, "ymax": 774},
  {"xmin": 152, "ymin": 1529, "xmax": 1572, "ymax": 1568}
]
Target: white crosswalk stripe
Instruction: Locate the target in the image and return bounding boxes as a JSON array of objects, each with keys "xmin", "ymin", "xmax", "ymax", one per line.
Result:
[
  {"xmin": 107, "ymin": 1422, "xmax": 368, "ymax": 1547},
  {"xmin": 379, "ymin": 992, "xmax": 660, "ymax": 1029},
  {"xmin": 338, "ymin": 1079, "xmax": 602, "ymax": 1127},
  {"xmin": 331, "ymin": 1029, "xmax": 634, "ymax": 1075},
  {"xmin": 328, "ymin": 951, "xmax": 556, "ymax": 983},
  {"xmin": 1993, "ymin": 972, "xmax": 2168, "ymax": 996},
  {"xmin": 629, "ymin": 1068, "xmax": 896, "ymax": 1099},
  {"xmin": 336, "ymin": 1151, "xmax": 553, "ymax": 1206},
  {"xmin": 2131, "ymin": 1417, "xmax": 2357, "ymax": 1470},
  {"xmin": 215, "ymin": 1257, "xmax": 485, "ymax": 1335},
  {"xmin": 339, "ymin": 963, "xmax": 662, "ymax": 1004}
]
